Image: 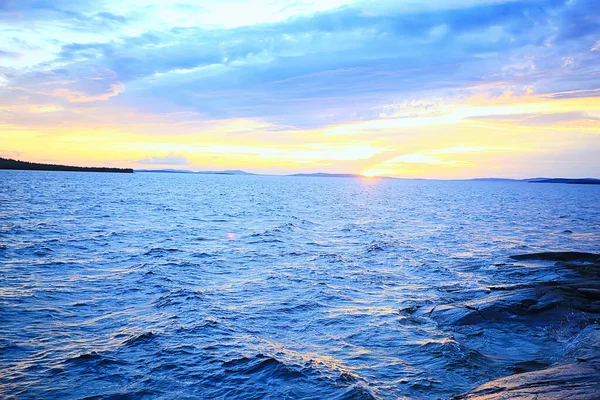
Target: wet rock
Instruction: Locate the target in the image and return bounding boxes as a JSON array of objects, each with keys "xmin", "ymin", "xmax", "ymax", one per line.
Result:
[
  {"xmin": 510, "ymin": 251, "xmax": 600, "ymax": 263},
  {"xmin": 510, "ymin": 360, "xmax": 550, "ymax": 374},
  {"xmin": 399, "ymin": 304, "xmax": 419, "ymax": 315},
  {"xmin": 453, "ymin": 326, "xmax": 600, "ymax": 400},
  {"xmin": 487, "ymin": 284, "xmax": 521, "ymax": 291},
  {"xmin": 428, "ymin": 287, "xmax": 567, "ymax": 326},
  {"xmin": 453, "ymin": 362, "xmax": 600, "ymax": 399},
  {"xmin": 577, "ymin": 288, "xmax": 600, "ymax": 299},
  {"xmin": 525, "ymin": 291, "xmax": 562, "ymax": 313},
  {"xmin": 427, "ymin": 252, "xmax": 600, "ymax": 398},
  {"xmin": 427, "ymin": 304, "xmax": 485, "ymax": 326}
]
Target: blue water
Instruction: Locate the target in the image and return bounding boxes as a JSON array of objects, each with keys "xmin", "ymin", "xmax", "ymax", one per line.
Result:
[{"xmin": 1, "ymin": 171, "xmax": 599, "ymax": 399}]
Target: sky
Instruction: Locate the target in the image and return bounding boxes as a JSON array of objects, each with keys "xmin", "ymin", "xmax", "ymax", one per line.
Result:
[{"xmin": 1, "ymin": 0, "xmax": 599, "ymax": 178}]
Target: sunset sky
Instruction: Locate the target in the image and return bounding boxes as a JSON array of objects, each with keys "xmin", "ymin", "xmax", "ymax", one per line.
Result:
[{"xmin": 1, "ymin": 0, "xmax": 599, "ymax": 178}]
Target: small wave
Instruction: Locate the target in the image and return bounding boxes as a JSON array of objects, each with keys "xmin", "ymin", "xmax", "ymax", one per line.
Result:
[
  {"xmin": 285, "ymin": 251, "xmax": 307, "ymax": 256},
  {"xmin": 72, "ymin": 301, "xmax": 92, "ymax": 307},
  {"xmin": 340, "ymin": 223, "xmax": 369, "ymax": 233},
  {"xmin": 248, "ymin": 238, "xmax": 283, "ymax": 244},
  {"xmin": 176, "ymin": 318, "xmax": 221, "ymax": 333},
  {"xmin": 290, "ymin": 216, "xmax": 317, "ymax": 226},
  {"xmin": 309, "ymin": 253, "xmax": 353, "ymax": 264},
  {"xmin": 144, "ymin": 247, "xmax": 180, "ymax": 256},
  {"xmin": 366, "ymin": 239, "xmax": 400, "ymax": 253},
  {"xmin": 192, "ymin": 251, "xmax": 214, "ymax": 258},
  {"xmin": 64, "ymin": 351, "xmax": 123, "ymax": 367},
  {"xmin": 153, "ymin": 288, "xmax": 204, "ymax": 308},
  {"xmin": 65, "ymin": 351, "xmax": 103, "ymax": 362},
  {"xmin": 219, "ymin": 351, "xmax": 379, "ymax": 399},
  {"xmin": 307, "ymin": 241, "xmax": 329, "ymax": 247},
  {"xmin": 120, "ymin": 331, "xmax": 157, "ymax": 347},
  {"xmin": 276, "ymin": 300, "xmax": 323, "ymax": 313},
  {"xmin": 274, "ymin": 222, "xmax": 300, "ymax": 232},
  {"xmin": 335, "ymin": 383, "xmax": 379, "ymax": 400},
  {"xmin": 419, "ymin": 338, "xmax": 489, "ymax": 369},
  {"xmin": 248, "ymin": 223, "xmax": 300, "ymax": 239},
  {"xmin": 367, "ymin": 243, "xmax": 385, "ymax": 252},
  {"xmin": 222, "ymin": 354, "xmax": 305, "ymax": 379},
  {"xmin": 81, "ymin": 388, "xmax": 158, "ymax": 400}
]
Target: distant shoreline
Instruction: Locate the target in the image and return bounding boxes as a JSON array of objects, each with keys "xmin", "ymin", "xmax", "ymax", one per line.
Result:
[
  {"xmin": 1, "ymin": 158, "xmax": 599, "ymax": 183},
  {"xmin": 0, "ymin": 158, "xmax": 133, "ymax": 173},
  {"xmin": 137, "ymin": 171, "xmax": 600, "ymax": 183}
]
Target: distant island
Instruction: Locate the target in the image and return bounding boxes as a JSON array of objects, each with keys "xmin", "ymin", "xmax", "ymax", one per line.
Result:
[
  {"xmin": 2, "ymin": 159, "xmax": 599, "ymax": 183},
  {"xmin": 136, "ymin": 169, "xmax": 255, "ymax": 175},
  {"xmin": 528, "ymin": 178, "xmax": 600, "ymax": 185},
  {"xmin": 290, "ymin": 172, "xmax": 364, "ymax": 178},
  {"xmin": 0, "ymin": 157, "xmax": 133, "ymax": 173}
]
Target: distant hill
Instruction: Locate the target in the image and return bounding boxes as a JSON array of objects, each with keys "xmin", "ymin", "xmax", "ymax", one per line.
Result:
[
  {"xmin": 528, "ymin": 178, "xmax": 600, "ymax": 185},
  {"xmin": 4, "ymin": 159, "xmax": 597, "ymax": 182},
  {"xmin": 0, "ymin": 157, "xmax": 133, "ymax": 173},
  {"xmin": 135, "ymin": 169, "xmax": 255, "ymax": 175},
  {"xmin": 290, "ymin": 172, "xmax": 364, "ymax": 178},
  {"xmin": 467, "ymin": 178, "xmax": 521, "ymax": 182},
  {"xmin": 195, "ymin": 169, "xmax": 255, "ymax": 175},
  {"xmin": 136, "ymin": 169, "xmax": 194, "ymax": 173}
]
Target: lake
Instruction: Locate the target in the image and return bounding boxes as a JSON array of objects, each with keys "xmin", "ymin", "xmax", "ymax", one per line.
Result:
[{"xmin": 1, "ymin": 171, "xmax": 599, "ymax": 399}]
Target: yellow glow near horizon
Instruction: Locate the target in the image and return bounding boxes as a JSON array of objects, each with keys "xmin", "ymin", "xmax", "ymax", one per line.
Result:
[
  {"xmin": 360, "ymin": 168, "xmax": 386, "ymax": 177},
  {"xmin": 2, "ymin": 92, "xmax": 600, "ymax": 178}
]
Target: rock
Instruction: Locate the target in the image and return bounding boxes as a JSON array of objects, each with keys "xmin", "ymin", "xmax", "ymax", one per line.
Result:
[
  {"xmin": 453, "ymin": 362, "xmax": 600, "ymax": 399},
  {"xmin": 487, "ymin": 283, "xmax": 533, "ymax": 291},
  {"xmin": 510, "ymin": 252, "xmax": 600, "ymax": 263},
  {"xmin": 427, "ymin": 287, "xmax": 567, "ymax": 326},
  {"xmin": 453, "ymin": 325, "xmax": 600, "ymax": 400},
  {"xmin": 525, "ymin": 291, "xmax": 562, "ymax": 313},
  {"xmin": 426, "ymin": 304, "xmax": 484, "ymax": 326},
  {"xmin": 510, "ymin": 360, "xmax": 550, "ymax": 374},
  {"xmin": 424, "ymin": 251, "xmax": 600, "ymax": 398},
  {"xmin": 577, "ymin": 288, "xmax": 600, "ymax": 299}
]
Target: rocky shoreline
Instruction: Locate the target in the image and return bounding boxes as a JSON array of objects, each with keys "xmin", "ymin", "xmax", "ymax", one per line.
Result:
[
  {"xmin": 432, "ymin": 251, "xmax": 600, "ymax": 399},
  {"xmin": 454, "ymin": 324, "xmax": 600, "ymax": 399}
]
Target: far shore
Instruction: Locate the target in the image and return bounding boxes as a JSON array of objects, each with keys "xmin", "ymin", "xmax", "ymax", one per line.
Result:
[{"xmin": 0, "ymin": 157, "xmax": 133, "ymax": 173}]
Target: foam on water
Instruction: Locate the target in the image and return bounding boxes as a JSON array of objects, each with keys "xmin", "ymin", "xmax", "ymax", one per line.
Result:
[{"xmin": 1, "ymin": 171, "xmax": 599, "ymax": 399}]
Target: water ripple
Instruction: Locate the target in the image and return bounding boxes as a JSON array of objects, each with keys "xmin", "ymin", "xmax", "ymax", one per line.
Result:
[{"xmin": 1, "ymin": 171, "xmax": 599, "ymax": 399}]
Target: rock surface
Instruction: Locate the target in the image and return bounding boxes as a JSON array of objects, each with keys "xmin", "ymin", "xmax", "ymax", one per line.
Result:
[
  {"xmin": 442, "ymin": 252, "xmax": 600, "ymax": 399},
  {"xmin": 453, "ymin": 326, "xmax": 600, "ymax": 399},
  {"xmin": 509, "ymin": 251, "xmax": 600, "ymax": 263}
]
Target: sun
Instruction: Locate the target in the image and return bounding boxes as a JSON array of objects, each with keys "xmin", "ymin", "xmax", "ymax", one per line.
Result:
[{"xmin": 360, "ymin": 168, "xmax": 384, "ymax": 178}]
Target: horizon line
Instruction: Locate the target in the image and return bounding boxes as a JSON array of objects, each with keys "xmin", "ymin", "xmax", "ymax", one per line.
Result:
[{"xmin": 2, "ymin": 157, "xmax": 599, "ymax": 181}]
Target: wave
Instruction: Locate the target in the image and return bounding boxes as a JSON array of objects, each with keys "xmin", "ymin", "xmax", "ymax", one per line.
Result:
[
  {"xmin": 63, "ymin": 351, "xmax": 123, "ymax": 367},
  {"xmin": 153, "ymin": 288, "xmax": 204, "ymax": 308},
  {"xmin": 144, "ymin": 247, "xmax": 180, "ymax": 256},
  {"xmin": 219, "ymin": 354, "xmax": 378, "ymax": 400},
  {"xmin": 418, "ymin": 338, "xmax": 490, "ymax": 369},
  {"xmin": 120, "ymin": 331, "xmax": 157, "ymax": 347}
]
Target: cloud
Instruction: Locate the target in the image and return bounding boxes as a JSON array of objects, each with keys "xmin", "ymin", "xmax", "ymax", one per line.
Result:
[
  {"xmin": 103, "ymin": 1, "xmax": 600, "ymax": 125},
  {"xmin": 51, "ymin": 82, "xmax": 124, "ymax": 103},
  {"xmin": 0, "ymin": 49, "xmax": 20, "ymax": 59},
  {"xmin": 0, "ymin": 150, "xmax": 22, "ymax": 159},
  {"xmin": 468, "ymin": 111, "xmax": 600, "ymax": 126},
  {"xmin": 137, "ymin": 153, "xmax": 190, "ymax": 165},
  {"xmin": 542, "ymin": 88, "xmax": 600, "ymax": 100},
  {"xmin": 1, "ymin": 0, "xmax": 600, "ymax": 179}
]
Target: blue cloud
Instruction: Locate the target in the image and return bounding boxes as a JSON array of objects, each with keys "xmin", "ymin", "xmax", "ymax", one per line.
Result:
[
  {"xmin": 2, "ymin": 0, "xmax": 600, "ymax": 128},
  {"xmin": 0, "ymin": 49, "xmax": 20, "ymax": 59},
  {"xmin": 0, "ymin": 0, "xmax": 127, "ymax": 30}
]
